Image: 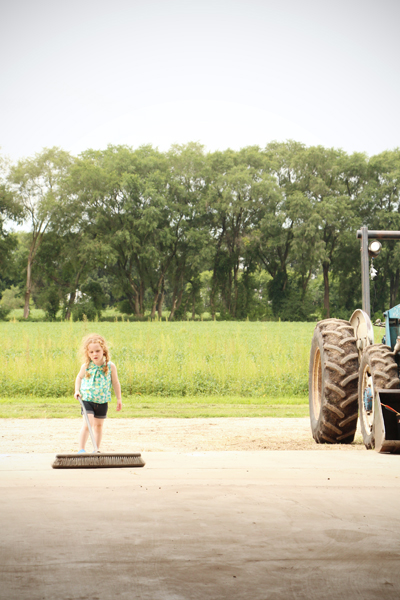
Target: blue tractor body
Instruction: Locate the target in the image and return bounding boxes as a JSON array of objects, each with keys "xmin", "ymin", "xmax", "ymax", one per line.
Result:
[{"xmin": 383, "ymin": 304, "xmax": 400, "ymax": 349}]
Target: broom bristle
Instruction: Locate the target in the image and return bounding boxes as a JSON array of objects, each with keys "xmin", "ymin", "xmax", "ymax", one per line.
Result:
[{"xmin": 52, "ymin": 453, "xmax": 145, "ymax": 469}]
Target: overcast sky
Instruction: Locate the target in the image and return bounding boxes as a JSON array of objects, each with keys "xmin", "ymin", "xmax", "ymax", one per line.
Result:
[{"xmin": 1, "ymin": 0, "xmax": 399, "ymax": 162}]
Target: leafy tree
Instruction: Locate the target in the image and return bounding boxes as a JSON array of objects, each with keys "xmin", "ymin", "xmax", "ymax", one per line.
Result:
[
  {"xmin": 257, "ymin": 141, "xmax": 306, "ymax": 317},
  {"xmin": 0, "ymin": 155, "xmax": 23, "ymax": 297},
  {"xmin": 9, "ymin": 147, "xmax": 74, "ymax": 318},
  {"xmin": 165, "ymin": 143, "xmax": 210, "ymax": 320},
  {"xmin": 74, "ymin": 145, "xmax": 172, "ymax": 317},
  {"xmin": 292, "ymin": 146, "xmax": 360, "ymax": 318},
  {"xmin": 362, "ymin": 149, "xmax": 400, "ymax": 310},
  {"xmin": 326, "ymin": 151, "xmax": 369, "ymax": 318},
  {"xmin": 5, "ymin": 141, "xmax": 400, "ymax": 323},
  {"xmin": 207, "ymin": 146, "xmax": 279, "ymax": 318}
]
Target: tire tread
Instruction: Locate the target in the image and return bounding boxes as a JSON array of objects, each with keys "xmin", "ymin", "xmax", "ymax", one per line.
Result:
[{"xmin": 309, "ymin": 319, "xmax": 359, "ymax": 444}]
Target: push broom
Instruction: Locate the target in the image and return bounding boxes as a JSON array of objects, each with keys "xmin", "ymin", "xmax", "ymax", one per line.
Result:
[{"xmin": 52, "ymin": 397, "xmax": 145, "ymax": 469}]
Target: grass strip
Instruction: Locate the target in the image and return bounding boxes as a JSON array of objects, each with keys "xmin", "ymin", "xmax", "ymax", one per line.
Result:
[{"xmin": 0, "ymin": 395, "xmax": 309, "ymax": 419}]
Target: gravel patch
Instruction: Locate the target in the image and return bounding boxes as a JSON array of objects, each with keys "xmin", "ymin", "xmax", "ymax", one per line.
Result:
[{"xmin": 0, "ymin": 417, "xmax": 366, "ymax": 453}]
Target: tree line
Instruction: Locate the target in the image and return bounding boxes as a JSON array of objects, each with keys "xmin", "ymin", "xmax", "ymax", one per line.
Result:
[{"xmin": 0, "ymin": 141, "xmax": 399, "ymax": 321}]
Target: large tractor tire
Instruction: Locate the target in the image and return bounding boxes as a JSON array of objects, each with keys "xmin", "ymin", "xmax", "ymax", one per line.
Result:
[
  {"xmin": 309, "ymin": 319, "xmax": 359, "ymax": 444},
  {"xmin": 358, "ymin": 344, "xmax": 400, "ymax": 449}
]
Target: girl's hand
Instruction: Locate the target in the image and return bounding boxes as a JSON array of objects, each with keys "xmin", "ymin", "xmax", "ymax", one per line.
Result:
[
  {"xmin": 74, "ymin": 391, "xmax": 81, "ymax": 401},
  {"xmin": 116, "ymin": 399, "xmax": 122, "ymax": 412}
]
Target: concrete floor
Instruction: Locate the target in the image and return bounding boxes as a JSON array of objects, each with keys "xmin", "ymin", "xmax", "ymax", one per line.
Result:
[{"xmin": 1, "ymin": 450, "xmax": 400, "ymax": 600}]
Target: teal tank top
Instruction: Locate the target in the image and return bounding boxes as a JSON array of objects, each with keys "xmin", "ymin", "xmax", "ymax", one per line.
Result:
[{"xmin": 81, "ymin": 361, "xmax": 112, "ymax": 404}]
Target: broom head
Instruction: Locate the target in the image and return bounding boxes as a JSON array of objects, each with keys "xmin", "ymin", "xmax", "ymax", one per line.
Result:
[{"xmin": 52, "ymin": 452, "xmax": 145, "ymax": 469}]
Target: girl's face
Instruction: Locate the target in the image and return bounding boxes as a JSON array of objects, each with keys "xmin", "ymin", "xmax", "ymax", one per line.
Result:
[{"xmin": 87, "ymin": 342, "xmax": 104, "ymax": 365}]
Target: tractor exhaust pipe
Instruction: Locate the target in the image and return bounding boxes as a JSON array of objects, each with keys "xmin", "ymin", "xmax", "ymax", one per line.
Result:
[{"xmin": 360, "ymin": 226, "xmax": 370, "ymax": 316}]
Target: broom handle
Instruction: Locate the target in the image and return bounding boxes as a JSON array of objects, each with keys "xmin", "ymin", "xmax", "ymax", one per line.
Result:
[{"xmin": 78, "ymin": 396, "xmax": 99, "ymax": 453}]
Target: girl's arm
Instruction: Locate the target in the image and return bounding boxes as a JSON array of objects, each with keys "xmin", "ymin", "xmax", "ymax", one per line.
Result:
[
  {"xmin": 111, "ymin": 363, "xmax": 122, "ymax": 412},
  {"xmin": 74, "ymin": 365, "xmax": 86, "ymax": 400}
]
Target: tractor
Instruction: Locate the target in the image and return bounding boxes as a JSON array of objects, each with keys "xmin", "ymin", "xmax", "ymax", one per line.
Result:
[{"xmin": 309, "ymin": 226, "xmax": 400, "ymax": 453}]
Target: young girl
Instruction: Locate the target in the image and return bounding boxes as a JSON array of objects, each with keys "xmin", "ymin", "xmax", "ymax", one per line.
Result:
[{"xmin": 74, "ymin": 333, "xmax": 122, "ymax": 453}]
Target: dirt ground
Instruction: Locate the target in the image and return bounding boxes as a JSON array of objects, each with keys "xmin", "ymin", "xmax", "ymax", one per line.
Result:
[{"xmin": 0, "ymin": 417, "xmax": 366, "ymax": 453}]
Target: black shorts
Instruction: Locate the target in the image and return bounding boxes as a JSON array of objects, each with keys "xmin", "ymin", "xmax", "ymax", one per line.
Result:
[{"xmin": 81, "ymin": 401, "xmax": 108, "ymax": 419}]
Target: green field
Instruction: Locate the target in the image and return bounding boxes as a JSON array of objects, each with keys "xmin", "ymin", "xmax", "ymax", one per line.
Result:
[{"xmin": 0, "ymin": 321, "xmax": 314, "ymax": 417}]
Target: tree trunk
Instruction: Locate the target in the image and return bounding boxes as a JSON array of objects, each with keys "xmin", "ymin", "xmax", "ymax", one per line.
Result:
[
  {"xmin": 23, "ymin": 256, "xmax": 33, "ymax": 319},
  {"xmin": 210, "ymin": 281, "xmax": 217, "ymax": 319},
  {"xmin": 220, "ymin": 285, "xmax": 229, "ymax": 313},
  {"xmin": 227, "ymin": 268, "xmax": 232, "ymax": 313},
  {"xmin": 301, "ymin": 268, "xmax": 313, "ymax": 300},
  {"xmin": 65, "ymin": 290, "xmax": 76, "ymax": 321},
  {"xmin": 191, "ymin": 292, "xmax": 196, "ymax": 320},
  {"xmin": 169, "ymin": 282, "xmax": 178, "ymax": 320},
  {"xmin": 183, "ymin": 294, "xmax": 190, "ymax": 319},
  {"xmin": 232, "ymin": 261, "xmax": 239, "ymax": 318},
  {"xmin": 139, "ymin": 279, "xmax": 145, "ymax": 316},
  {"xmin": 65, "ymin": 263, "xmax": 86, "ymax": 320},
  {"xmin": 169, "ymin": 286, "xmax": 184, "ymax": 321},
  {"xmin": 169, "ymin": 297, "xmax": 177, "ymax": 321},
  {"xmin": 390, "ymin": 269, "xmax": 400, "ymax": 308},
  {"xmin": 150, "ymin": 275, "xmax": 164, "ymax": 319},
  {"xmin": 126, "ymin": 292, "xmax": 141, "ymax": 317},
  {"xmin": 241, "ymin": 265, "xmax": 251, "ymax": 315},
  {"xmin": 126, "ymin": 273, "xmax": 143, "ymax": 317},
  {"xmin": 23, "ymin": 226, "xmax": 48, "ymax": 319},
  {"xmin": 169, "ymin": 267, "xmax": 185, "ymax": 321},
  {"xmin": 24, "ymin": 234, "xmax": 42, "ymax": 319},
  {"xmin": 323, "ymin": 261, "xmax": 330, "ymax": 319},
  {"xmin": 134, "ymin": 293, "xmax": 141, "ymax": 317},
  {"xmin": 150, "ymin": 291, "xmax": 158, "ymax": 319},
  {"xmin": 169, "ymin": 285, "xmax": 179, "ymax": 321},
  {"xmin": 210, "ymin": 220, "xmax": 226, "ymax": 320},
  {"xmin": 158, "ymin": 289, "xmax": 164, "ymax": 320}
]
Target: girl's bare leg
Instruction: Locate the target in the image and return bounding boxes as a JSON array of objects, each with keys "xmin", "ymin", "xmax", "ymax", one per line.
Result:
[
  {"xmin": 93, "ymin": 418, "xmax": 105, "ymax": 450},
  {"xmin": 78, "ymin": 413, "xmax": 95, "ymax": 451}
]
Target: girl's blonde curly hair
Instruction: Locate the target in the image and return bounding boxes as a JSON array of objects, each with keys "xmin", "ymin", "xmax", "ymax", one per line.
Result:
[{"xmin": 80, "ymin": 333, "xmax": 111, "ymax": 377}]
